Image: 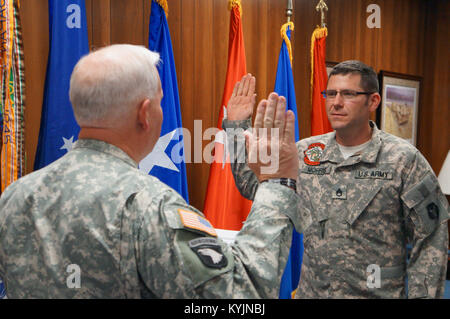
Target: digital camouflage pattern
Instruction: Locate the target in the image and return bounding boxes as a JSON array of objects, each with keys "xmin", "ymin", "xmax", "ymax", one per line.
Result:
[
  {"xmin": 0, "ymin": 139, "xmax": 309, "ymax": 298},
  {"xmin": 223, "ymin": 119, "xmax": 449, "ymax": 299}
]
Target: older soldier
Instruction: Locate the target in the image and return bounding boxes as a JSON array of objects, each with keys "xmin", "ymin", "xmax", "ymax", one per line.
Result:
[
  {"xmin": 0, "ymin": 44, "xmax": 310, "ymax": 298},
  {"xmin": 224, "ymin": 61, "xmax": 449, "ymax": 298}
]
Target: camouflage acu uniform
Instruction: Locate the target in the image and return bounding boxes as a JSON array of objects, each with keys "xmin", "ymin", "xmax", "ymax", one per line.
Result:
[
  {"xmin": 0, "ymin": 139, "xmax": 310, "ymax": 298},
  {"xmin": 223, "ymin": 119, "xmax": 449, "ymax": 299}
]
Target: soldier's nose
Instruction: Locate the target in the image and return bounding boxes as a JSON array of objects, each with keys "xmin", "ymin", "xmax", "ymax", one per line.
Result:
[{"xmin": 332, "ymin": 102, "xmax": 343, "ymax": 110}]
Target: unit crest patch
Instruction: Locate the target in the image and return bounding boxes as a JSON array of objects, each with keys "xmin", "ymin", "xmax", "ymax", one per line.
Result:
[
  {"xmin": 189, "ymin": 237, "xmax": 228, "ymax": 269},
  {"xmin": 304, "ymin": 143, "xmax": 325, "ymax": 166}
]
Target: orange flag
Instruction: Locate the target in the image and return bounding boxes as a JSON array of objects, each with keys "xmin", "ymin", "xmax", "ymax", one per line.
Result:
[
  {"xmin": 203, "ymin": 0, "xmax": 252, "ymax": 230},
  {"xmin": 310, "ymin": 27, "xmax": 332, "ymax": 135}
]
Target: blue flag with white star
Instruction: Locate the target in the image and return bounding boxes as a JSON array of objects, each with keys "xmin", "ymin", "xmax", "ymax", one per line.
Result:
[
  {"xmin": 275, "ymin": 24, "xmax": 303, "ymax": 299},
  {"xmin": 141, "ymin": 0, "xmax": 189, "ymax": 202},
  {"xmin": 34, "ymin": 0, "xmax": 89, "ymax": 170}
]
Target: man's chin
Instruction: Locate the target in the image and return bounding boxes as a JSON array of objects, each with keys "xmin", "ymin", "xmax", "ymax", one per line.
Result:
[{"xmin": 329, "ymin": 120, "xmax": 347, "ymax": 131}]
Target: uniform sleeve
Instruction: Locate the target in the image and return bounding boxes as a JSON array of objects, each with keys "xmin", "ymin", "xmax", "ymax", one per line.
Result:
[
  {"xmin": 132, "ymin": 183, "xmax": 304, "ymax": 298},
  {"xmin": 222, "ymin": 118, "xmax": 259, "ymax": 200},
  {"xmin": 401, "ymin": 151, "xmax": 449, "ymax": 299}
]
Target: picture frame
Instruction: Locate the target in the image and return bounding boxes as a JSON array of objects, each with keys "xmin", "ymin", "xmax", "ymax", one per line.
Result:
[{"xmin": 377, "ymin": 71, "xmax": 422, "ymax": 146}]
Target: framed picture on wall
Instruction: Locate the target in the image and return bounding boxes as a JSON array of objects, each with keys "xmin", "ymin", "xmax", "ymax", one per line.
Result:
[{"xmin": 377, "ymin": 71, "xmax": 422, "ymax": 146}]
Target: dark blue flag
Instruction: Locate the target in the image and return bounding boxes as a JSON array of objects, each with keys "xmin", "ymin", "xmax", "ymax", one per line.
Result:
[
  {"xmin": 140, "ymin": 0, "xmax": 189, "ymax": 202},
  {"xmin": 0, "ymin": 278, "xmax": 5, "ymax": 299},
  {"xmin": 275, "ymin": 24, "xmax": 303, "ymax": 299},
  {"xmin": 34, "ymin": 0, "xmax": 89, "ymax": 169}
]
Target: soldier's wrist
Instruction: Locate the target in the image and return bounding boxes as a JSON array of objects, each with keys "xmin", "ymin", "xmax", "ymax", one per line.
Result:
[
  {"xmin": 222, "ymin": 118, "xmax": 252, "ymax": 130},
  {"xmin": 260, "ymin": 178, "xmax": 297, "ymax": 192}
]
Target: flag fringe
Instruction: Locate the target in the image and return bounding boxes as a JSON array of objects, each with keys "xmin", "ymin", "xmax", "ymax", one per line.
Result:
[
  {"xmin": 281, "ymin": 22, "xmax": 294, "ymax": 67},
  {"xmin": 1, "ymin": 0, "xmax": 26, "ymax": 192},
  {"xmin": 228, "ymin": 0, "xmax": 242, "ymax": 16},
  {"xmin": 310, "ymin": 26, "xmax": 328, "ymax": 95},
  {"xmin": 291, "ymin": 288, "xmax": 298, "ymax": 299},
  {"xmin": 155, "ymin": 0, "xmax": 169, "ymax": 17}
]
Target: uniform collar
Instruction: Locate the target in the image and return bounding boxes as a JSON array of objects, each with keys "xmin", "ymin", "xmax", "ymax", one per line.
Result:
[
  {"xmin": 73, "ymin": 139, "xmax": 138, "ymax": 168},
  {"xmin": 320, "ymin": 121, "xmax": 382, "ymax": 166}
]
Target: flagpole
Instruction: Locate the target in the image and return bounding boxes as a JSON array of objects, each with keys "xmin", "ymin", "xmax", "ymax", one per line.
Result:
[
  {"xmin": 315, "ymin": 0, "xmax": 328, "ymax": 28},
  {"xmin": 286, "ymin": 0, "xmax": 293, "ymax": 22}
]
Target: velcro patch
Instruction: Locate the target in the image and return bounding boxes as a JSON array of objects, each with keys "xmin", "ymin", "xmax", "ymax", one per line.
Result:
[
  {"xmin": 178, "ymin": 209, "xmax": 217, "ymax": 237},
  {"xmin": 301, "ymin": 166, "xmax": 331, "ymax": 175},
  {"xmin": 332, "ymin": 185, "xmax": 347, "ymax": 200},
  {"xmin": 354, "ymin": 170, "xmax": 393, "ymax": 180},
  {"xmin": 304, "ymin": 143, "xmax": 325, "ymax": 166},
  {"xmin": 189, "ymin": 238, "xmax": 228, "ymax": 269}
]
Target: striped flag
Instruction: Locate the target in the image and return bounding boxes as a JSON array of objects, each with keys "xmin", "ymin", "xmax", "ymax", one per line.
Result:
[
  {"xmin": 34, "ymin": 0, "xmax": 89, "ymax": 170},
  {"xmin": 203, "ymin": 0, "xmax": 253, "ymax": 230},
  {"xmin": 142, "ymin": 0, "xmax": 189, "ymax": 202},
  {"xmin": 1, "ymin": 0, "xmax": 26, "ymax": 193},
  {"xmin": 274, "ymin": 22, "xmax": 303, "ymax": 299}
]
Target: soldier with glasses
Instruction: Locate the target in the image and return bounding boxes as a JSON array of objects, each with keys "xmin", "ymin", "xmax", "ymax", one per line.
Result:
[{"xmin": 224, "ymin": 60, "xmax": 449, "ymax": 298}]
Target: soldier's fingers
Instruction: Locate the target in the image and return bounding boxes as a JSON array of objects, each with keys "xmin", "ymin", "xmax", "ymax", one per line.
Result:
[
  {"xmin": 263, "ymin": 92, "xmax": 278, "ymax": 128},
  {"xmin": 273, "ymin": 96, "xmax": 287, "ymax": 135},
  {"xmin": 242, "ymin": 74, "xmax": 251, "ymax": 96},
  {"xmin": 253, "ymin": 99, "xmax": 267, "ymax": 134},
  {"xmin": 283, "ymin": 110, "xmax": 296, "ymax": 145},
  {"xmin": 243, "ymin": 131, "xmax": 251, "ymax": 155},
  {"xmin": 245, "ymin": 74, "xmax": 256, "ymax": 97},
  {"xmin": 231, "ymin": 79, "xmax": 241, "ymax": 99},
  {"xmin": 236, "ymin": 74, "xmax": 248, "ymax": 96},
  {"xmin": 251, "ymin": 93, "xmax": 257, "ymax": 106}
]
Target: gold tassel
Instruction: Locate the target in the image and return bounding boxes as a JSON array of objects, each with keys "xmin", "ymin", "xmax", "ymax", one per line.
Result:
[
  {"xmin": 228, "ymin": 0, "xmax": 242, "ymax": 16},
  {"xmin": 281, "ymin": 21, "xmax": 294, "ymax": 67},
  {"xmin": 310, "ymin": 27, "xmax": 328, "ymax": 91},
  {"xmin": 155, "ymin": 0, "xmax": 169, "ymax": 18}
]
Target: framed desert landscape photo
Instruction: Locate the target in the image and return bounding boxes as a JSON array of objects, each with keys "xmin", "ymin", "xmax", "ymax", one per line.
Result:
[{"xmin": 377, "ymin": 71, "xmax": 422, "ymax": 146}]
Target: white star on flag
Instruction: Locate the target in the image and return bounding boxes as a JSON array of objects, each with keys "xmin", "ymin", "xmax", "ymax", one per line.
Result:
[
  {"xmin": 60, "ymin": 136, "xmax": 75, "ymax": 153},
  {"xmin": 214, "ymin": 106, "xmax": 229, "ymax": 169},
  {"xmin": 139, "ymin": 129, "xmax": 180, "ymax": 174}
]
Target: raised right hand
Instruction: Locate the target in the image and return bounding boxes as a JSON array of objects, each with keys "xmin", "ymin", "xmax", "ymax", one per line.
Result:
[
  {"xmin": 226, "ymin": 74, "xmax": 256, "ymax": 121},
  {"xmin": 244, "ymin": 92, "xmax": 298, "ymax": 181}
]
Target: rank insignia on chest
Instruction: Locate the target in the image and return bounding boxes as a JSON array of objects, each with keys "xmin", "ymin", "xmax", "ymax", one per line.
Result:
[
  {"xmin": 332, "ymin": 185, "xmax": 347, "ymax": 200},
  {"xmin": 304, "ymin": 143, "xmax": 325, "ymax": 166}
]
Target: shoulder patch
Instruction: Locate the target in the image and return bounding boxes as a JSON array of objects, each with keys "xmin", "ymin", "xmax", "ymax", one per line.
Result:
[
  {"xmin": 304, "ymin": 143, "xmax": 325, "ymax": 166},
  {"xmin": 189, "ymin": 238, "xmax": 228, "ymax": 269},
  {"xmin": 178, "ymin": 209, "xmax": 217, "ymax": 237}
]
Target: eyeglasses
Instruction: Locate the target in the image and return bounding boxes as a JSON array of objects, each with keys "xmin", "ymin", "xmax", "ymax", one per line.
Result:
[{"xmin": 321, "ymin": 89, "xmax": 375, "ymax": 100}]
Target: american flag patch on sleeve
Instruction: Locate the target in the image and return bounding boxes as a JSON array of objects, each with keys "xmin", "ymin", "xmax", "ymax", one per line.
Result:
[{"xmin": 178, "ymin": 209, "xmax": 217, "ymax": 237}]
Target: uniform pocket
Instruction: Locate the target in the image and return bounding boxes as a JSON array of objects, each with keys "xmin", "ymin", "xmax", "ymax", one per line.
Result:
[
  {"xmin": 345, "ymin": 184, "xmax": 383, "ymax": 226},
  {"xmin": 401, "ymin": 173, "xmax": 449, "ymax": 237}
]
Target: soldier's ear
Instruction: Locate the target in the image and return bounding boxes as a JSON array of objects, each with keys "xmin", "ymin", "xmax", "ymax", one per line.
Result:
[
  {"xmin": 137, "ymin": 99, "xmax": 151, "ymax": 131},
  {"xmin": 368, "ymin": 93, "xmax": 381, "ymax": 113}
]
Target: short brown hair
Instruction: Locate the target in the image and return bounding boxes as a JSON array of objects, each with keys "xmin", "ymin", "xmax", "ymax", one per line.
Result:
[{"xmin": 329, "ymin": 60, "xmax": 379, "ymax": 93}]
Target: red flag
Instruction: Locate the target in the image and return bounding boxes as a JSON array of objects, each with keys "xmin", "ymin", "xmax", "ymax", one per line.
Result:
[
  {"xmin": 310, "ymin": 27, "xmax": 332, "ymax": 136},
  {"xmin": 203, "ymin": 0, "xmax": 252, "ymax": 230}
]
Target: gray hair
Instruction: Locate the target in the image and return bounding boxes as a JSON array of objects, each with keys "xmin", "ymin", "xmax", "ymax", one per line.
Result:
[
  {"xmin": 329, "ymin": 60, "xmax": 379, "ymax": 93},
  {"xmin": 70, "ymin": 44, "xmax": 161, "ymax": 127}
]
